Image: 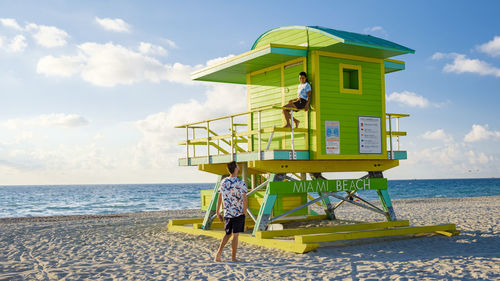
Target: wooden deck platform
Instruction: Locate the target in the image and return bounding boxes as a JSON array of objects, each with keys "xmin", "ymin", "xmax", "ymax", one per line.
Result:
[
  {"xmin": 168, "ymin": 216, "xmax": 459, "ymax": 254},
  {"xmin": 179, "ymin": 150, "xmax": 407, "ymax": 166}
]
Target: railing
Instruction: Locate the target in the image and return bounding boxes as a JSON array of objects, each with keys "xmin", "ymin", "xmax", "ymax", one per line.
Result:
[
  {"xmin": 176, "ymin": 110, "xmax": 407, "ymax": 162},
  {"xmin": 386, "ymin": 113, "xmax": 409, "ymax": 159},
  {"xmin": 175, "ymin": 106, "xmax": 309, "ymax": 162}
]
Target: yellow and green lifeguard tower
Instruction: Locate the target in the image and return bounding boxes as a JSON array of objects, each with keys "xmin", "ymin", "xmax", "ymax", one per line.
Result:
[{"xmin": 169, "ymin": 26, "xmax": 458, "ymax": 253}]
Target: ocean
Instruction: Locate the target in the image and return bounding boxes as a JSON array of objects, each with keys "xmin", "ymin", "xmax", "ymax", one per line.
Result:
[{"xmin": 0, "ymin": 178, "xmax": 499, "ymax": 218}]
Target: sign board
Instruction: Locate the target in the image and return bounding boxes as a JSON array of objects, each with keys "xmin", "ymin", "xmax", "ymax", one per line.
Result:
[
  {"xmin": 359, "ymin": 116, "xmax": 381, "ymax": 154},
  {"xmin": 268, "ymin": 178, "xmax": 388, "ymax": 194},
  {"xmin": 325, "ymin": 121, "xmax": 340, "ymax": 154}
]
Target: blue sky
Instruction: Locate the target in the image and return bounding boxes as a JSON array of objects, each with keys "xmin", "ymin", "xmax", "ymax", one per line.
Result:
[{"xmin": 0, "ymin": 0, "xmax": 499, "ymax": 184}]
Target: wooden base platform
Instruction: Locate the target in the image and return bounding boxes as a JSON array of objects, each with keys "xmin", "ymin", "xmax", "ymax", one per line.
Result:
[{"xmin": 168, "ymin": 216, "xmax": 459, "ymax": 254}]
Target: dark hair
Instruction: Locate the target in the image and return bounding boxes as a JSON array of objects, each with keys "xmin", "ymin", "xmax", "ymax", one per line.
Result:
[
  {"xmin": 299, "ymin": 71, "xmax": 309, "ymax": 83},
  {"xmin": 227, "ymin": 161, "xmax": 237, "ymax": 174}
]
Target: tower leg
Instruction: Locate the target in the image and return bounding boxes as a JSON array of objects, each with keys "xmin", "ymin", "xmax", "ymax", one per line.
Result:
[
  {"xmin": 377, "ymin": 189, "xmax": 396, "ymax": 221},
  {"xmin": 252, "ymin": 173, "xmax": 284, "ymax": 236},
  {"xmin": 201, "ymin": 175, "xmax": 226, "ymax": 230},
  {"xmin": 370, "ymin": 171, "xmax": 397, "ymax": 221},
  {"xmin": 311, "ymin": 173, "xmax": 336, "ymax": 220},
  {"xmin": 318, "ymin": 192, "xmax": 336, "ymax": 220}
]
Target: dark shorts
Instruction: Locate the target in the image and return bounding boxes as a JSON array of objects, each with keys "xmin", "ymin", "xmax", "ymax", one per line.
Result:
[
  {"xmin": 293, "ymin": 98, "xmax": 307, "ymax": 109},
  {"xmin": 224, "ymin": 215, "xmax": 245, "ymax": 235}
]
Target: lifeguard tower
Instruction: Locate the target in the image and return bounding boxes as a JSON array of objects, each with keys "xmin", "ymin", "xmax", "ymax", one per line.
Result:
[{"xmin": 169, "ymin": 26, "xmax": 458, "ymax": 253}]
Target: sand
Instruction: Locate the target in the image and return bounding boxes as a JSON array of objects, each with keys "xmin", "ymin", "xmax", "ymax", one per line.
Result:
[{"xmin": 0, "ymin": 196, "xmax": 499, "ymax": 280}]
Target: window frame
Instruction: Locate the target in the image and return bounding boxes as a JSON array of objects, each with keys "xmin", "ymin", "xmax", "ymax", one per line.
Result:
[{"xmin": 339, "ymin": 63, "xmax": 362, "ymax": 94}]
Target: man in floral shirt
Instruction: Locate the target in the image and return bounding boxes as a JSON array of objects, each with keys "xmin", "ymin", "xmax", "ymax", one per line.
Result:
[{"xmin": 214, "ymin": 161, "xmax": 248, "ymax": 262}]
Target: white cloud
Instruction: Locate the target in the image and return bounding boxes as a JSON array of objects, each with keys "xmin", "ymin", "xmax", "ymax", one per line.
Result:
[
  {"xmin": 164, "ymin": 62, "xmax": 204, "ymax": 84},
  {"xmin": 0, "ymin": 34, "xmax": 27, "ymax": 53},
  {"xmin": 363, "ymin": 26, "xmax": 388, "ymax": 38},
  {"xmin": 400, "ymin": 133, "xmax": 499, "ymax": 179},
  {"xmin": 2, "ymin": 34, "xmax": 27, "ymax": 52},
  {"xmin": 0, "ymin": 151, "xmax": 45, "ymax": 170},
  {"xmin": 0, "ymin": 131, "xmax": 34, "ymax": 146},
  {"xmin": 26, "ymin": 23, "xmax": 69, "ymax": 48},
  {"xmin": 37, "ymin": 55, "xmax": 84, "ymax": 77},
  {"xmin": 422, "ymin": 129, "xmax": 453, "ymax": 142},
  {"xmin": 0, "ymin": 18, "xmax": 22, "ymax": 30},
  {"xmin": 37, "ymin": 42, "xmax": 209, "ymax": 87},
  {"xmin": 206, "ymin": 54, "xmax": 235, "ymax": 66},
  {"xmin": 386, "ymin": 91, "xmax": 430, "ymax": 108},
  {"xmin": 2, "ymin": 114, "xmax": 90, "ymax": 130},
  {"xmin": 77, "ymin": 42, "xmax": 168, "ymax": 86},
  {"xmin": 431, "ymin": 52, "xmax": 449, "ymax": 60},
  {"xmin": 477, "ymin": 36, "xmax": 500, "ymax": 57},
  {"xmin": 138, "ymin": 42, "xmax": 168, "ymax": 56},
  {"xmin": 162, "ymin": 38, "xmax": 178, "ymax": 48},
  {"xmin": 444, "ymin": 55, "xmax": 500, "ymax": 77},
  {"xmin": 432, "ymin": 52, "xmax": 500, "ymax": 77},
  {"xmin": 133, "ymin": 83, "xmax": 246, "ymax": 168},
  {"xmin": 392, "ymin": 121, "xmax": 500, "ymax": 179},
  {"xmin": 464, "ymin": 124, "xmax": 500, "ymax": 142},
  {"xmin": 478, "ymin": 153, "xmax": 492, "ymax": 164},
  {"xmin": 407, "ymin": 142, "xmax": 461, "ymax": 167},
  {"xmin": 95, "ymin": 17, "xmax": 131, "ymax": 33},
  {"xmin": 1, "ymin": 142, "xmax": 115, "ymax": 173},
  {"xmin": 468, "ymin": 151, "xmax": 493, "ymax": 165}
]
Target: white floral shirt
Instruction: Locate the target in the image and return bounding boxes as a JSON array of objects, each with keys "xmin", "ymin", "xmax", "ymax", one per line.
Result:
[
  {"xmin": 297, "ymin": 82, "xmax": 311, "ymax": 100},
  {"xmin": 218, "ymin": 177, "xmax": 248, "ymax": 218}
]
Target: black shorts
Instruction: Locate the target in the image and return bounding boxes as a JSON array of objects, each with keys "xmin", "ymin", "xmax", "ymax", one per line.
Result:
[
  {"xmin": 224, "ymin": 215, "xmax": 245, "ymax": 235},
  {"xmin": 293, "ymin": 98, "xmax": 307, "ymax": 109}
]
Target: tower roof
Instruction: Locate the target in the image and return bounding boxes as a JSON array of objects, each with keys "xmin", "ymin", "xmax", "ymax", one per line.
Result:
[
  {"xmin": 192, "ymin": 26, "xmax": 413, "ymax": 84},
  {"xmin": 252, "ymin": 26, "xmax": 414, "ymax": 58}
]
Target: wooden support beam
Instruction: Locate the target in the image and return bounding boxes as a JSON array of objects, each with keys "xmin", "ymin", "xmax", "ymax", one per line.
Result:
[
  {"xmin": 255, "ymin": 220, "xmax": 410, "ymax": 239},
  {"xmin": 169, "ymin": 224, "xmax": 318, "ymax": 253},
  {"xmin": 248, "ymin": 159, "xmax": 399, "ymax": 173},
  {"xmin": 295, "ymin": 224, "xmax": 457, "ymax": 244},
  {"xmin": 168, "ymin": 218, "xmax": 204, "ymax": 226},
  {"xmin": 386, "ymin": 131, "xmax": 407, "ymax": 137},
  {"xmin": 435, "ymin": 230, "xmax": 460, "ymax": 237}
]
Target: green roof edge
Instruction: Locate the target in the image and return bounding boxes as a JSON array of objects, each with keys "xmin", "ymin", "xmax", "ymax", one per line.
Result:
[{"xmin": 251, "ymin": 26, "xmax": 415, "ymax": 55}]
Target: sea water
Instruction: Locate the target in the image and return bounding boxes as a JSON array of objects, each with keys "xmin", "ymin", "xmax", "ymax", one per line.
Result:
[{"xmin": 0, "ymin": 178, "xmax": 499, "ymax": 218}]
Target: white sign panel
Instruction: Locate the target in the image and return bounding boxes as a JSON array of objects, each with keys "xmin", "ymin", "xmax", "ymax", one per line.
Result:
[
  {"xmin": 359, "ymin": 116, "xmax": 381, "ymax": 154},
  {"xmin": 325, "ymin": 121, "xmax": 340, "ymax": 154}
]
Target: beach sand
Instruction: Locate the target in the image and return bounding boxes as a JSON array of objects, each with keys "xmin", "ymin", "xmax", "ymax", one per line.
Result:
[{"xmin": 1, "ymin": 196, "xmax": 499, "ymax": 280}]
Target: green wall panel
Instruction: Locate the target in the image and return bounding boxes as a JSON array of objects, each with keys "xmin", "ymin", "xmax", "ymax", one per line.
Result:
[
  {"xmin": 248, "ymin": 60, "xmax": 308, "ymax": 151},
  {"xmin": 249, "ymin": 68, "xmax": 282, "ymax": 150},
  {"xmin": 318, "ymin": 55, "xmax": 383, "ymax": 156}
]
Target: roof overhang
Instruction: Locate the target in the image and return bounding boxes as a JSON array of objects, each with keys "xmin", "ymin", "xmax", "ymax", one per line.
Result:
[
  {"xmin": 384, "ymin": 59, "xmax": 405, "ymax": 74},
  {"xmin": 191, "ymin": 44, "xmax": 307, "ymax": 84}
]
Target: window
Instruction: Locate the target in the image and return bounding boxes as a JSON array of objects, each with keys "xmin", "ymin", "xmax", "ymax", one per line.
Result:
[{"xmin": 339, "ymin": 64, "xmax": 362, "ymax": 94}]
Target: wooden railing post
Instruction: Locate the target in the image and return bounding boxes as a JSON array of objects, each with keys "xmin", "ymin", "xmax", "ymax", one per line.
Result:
[
  {"xmin": 185, "ymin": 126, "xmax": 189, "ymax": 162},
  {"xmin": 388, "ymin": 114, "xmax": 393, "ymax": 159},
  {"xmin": 305, "ymin": 109, "xmax": 309, "ymax": 151},
  {"xmin": 290, "ymin": 109, "xmax": 295, "ymax": 159},
  {"xmin": 206, "ymin": 121, "xmax": 210, "ymax": 163},
  {"xmin": 192, "ymin": 127, "xmax": 196, "ymax": 157},
  {"xmin": 258, "ymin": 111, "xmax": 261, "ymax": 160},
  {"xmin": 241, "ymin": 162, "xmax": 248, "ymax": 186},
  {"xmin": 396, "ymin": 117, "xmax": 400, "ymax": 151},
  {"xmin": 230, "ymin": 116, "xmax": 234, "ymax": 161}
]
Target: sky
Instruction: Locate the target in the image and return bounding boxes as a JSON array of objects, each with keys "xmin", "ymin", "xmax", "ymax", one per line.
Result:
[{"xmin": 0, "ymin": 0, "xmax": 499, "ymax": 185}]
